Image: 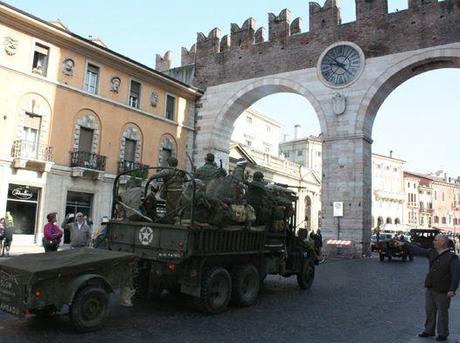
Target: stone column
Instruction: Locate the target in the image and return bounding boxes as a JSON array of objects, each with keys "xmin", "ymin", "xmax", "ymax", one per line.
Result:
[{"xmin": 320, "ymin": 135, "xmax": 372, "ymax": 253}]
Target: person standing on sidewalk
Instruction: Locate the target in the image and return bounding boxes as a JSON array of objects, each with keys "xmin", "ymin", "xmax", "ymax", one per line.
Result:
[
  {"xmin": 43, "ymin": 212, "xmax": 63, "ymax": 252},
  {"xmin": 399, "ymin": 234, "xmax": 460, "ymax": 341},
  {"xmin": 62, "ymin": 212, "xmax": 91, "ymax": 248}
]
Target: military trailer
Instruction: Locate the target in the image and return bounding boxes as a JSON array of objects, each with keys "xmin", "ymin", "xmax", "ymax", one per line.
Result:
[
  {"xmin": 376, "ymin": 239, "xmax": 414, "ymax": 262},
  {"xmin": 107, "ymin": 167, "xmax": 316, "ymax": 314},
  {"xmin": 0, "ymin": 248, "xmax": 136, "ymax": 331}
]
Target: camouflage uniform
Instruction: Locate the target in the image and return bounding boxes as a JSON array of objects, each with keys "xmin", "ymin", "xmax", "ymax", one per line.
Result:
[
  {"xmin": 247, "ymin": 172, "xmax": 271, "ymax": 226},
  {"xmin": 195, "ymin": 153, "xmax": 226, "ymax": 185},
  {"xmin": 158, "ymin": 157, "xmax": 186, "ymax": 222}
]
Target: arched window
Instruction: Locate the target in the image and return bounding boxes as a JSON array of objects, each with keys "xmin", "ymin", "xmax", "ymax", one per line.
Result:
[
  {"xmin": 120, "ymin": 126, "xmax": 142, "ymax": 164},
  {"xmin": 377, "ymin": 216, "xmax": 383, "ymax": 227},
  {"xmin": 434, "ymin": 216, "xmax": 439, "ymax": 224},
  {"xmin": 15, "ymin": 93, "xmax": 52, "ymax": 160},
  {"xmin": 158, "ymin": 134, "xmax": 177, "ymax": 167},
  {"xmin": 386, "ymin": 217, "xmax": 392, "ymax": 224},
  {"xmin": 395, "ymin": 218, "xmax": 400, "ymax": 224},
  {"xmin": 73, "ymin": 112, "xmax": 100, "ymax": 154}
]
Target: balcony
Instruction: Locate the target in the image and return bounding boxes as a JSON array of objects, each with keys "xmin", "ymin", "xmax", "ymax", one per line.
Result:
[
  {"xmin": 11, "ymin": 140, "xmax": 53, "ymax": 172},
  {"xmin": 70, "ymin": 151, "xmax": 106, "ymax": 179},
  {"xmin": 117, "ymin": 160, "xmax": 149, "ymax": 179}
]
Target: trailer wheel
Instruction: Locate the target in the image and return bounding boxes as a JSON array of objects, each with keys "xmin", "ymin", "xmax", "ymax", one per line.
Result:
[
  {"xmin": 70, "ymin": 286, "xmax": 109, "ymax": 332},
  {"xmin": 297, "ymin": 259, "xmax": 315, "ymax": 290},
  {"xmin": 231, "ymin": 264, "xmax": 260, "ymax": 307},
  {"xmin": 379, "ymin": 253, "xmax": 385, "ymax": 262},
  {"xmin": 199, "ymin": 267, "xmax": 232, "ymax": 314}
]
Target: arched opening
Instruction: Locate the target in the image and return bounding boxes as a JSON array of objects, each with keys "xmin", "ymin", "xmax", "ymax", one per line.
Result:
[
  {"xmin": 362, "ymin": 51, "xmax": 460, "ymax": 235},
  {"xmin": 386, "ymin": 217, "xmax": 392, "ymax": 224},
  {"xmin": 217, "ymin": 79, "xmax": 324, "ymax": 230}
]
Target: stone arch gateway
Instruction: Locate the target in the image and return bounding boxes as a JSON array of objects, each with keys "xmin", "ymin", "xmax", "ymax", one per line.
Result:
[{"xmin": 160, "ymin": 0, "xmax": 460, "ymax": 251}]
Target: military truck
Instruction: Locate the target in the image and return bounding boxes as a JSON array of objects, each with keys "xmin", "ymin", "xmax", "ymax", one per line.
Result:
[{"xmin": 107, "ymin": 167, "xmax": 316, "ymax": 314}]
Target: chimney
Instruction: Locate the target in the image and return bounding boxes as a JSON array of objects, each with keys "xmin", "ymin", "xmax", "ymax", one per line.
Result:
[
  {"xmin": 283, "ymin": 134, "xmax": 291, "ymax": 142},
  {"xmin": 389, "ymin": 150, "xmax": 393, "ymax": 158},
  {"xmin": 294, "ymin": 124, "xmax": 301, "ymax": 140}
]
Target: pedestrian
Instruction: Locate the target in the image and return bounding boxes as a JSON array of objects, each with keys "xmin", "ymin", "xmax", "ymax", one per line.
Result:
[
  {"xmin": 91, "ymin": 216, "xmax": 110, "ymax": 249},
  {"xmin": 61, "ymin": 212, "xmax": 91, "ymax": 248},
  {"xmin": 2, "ymin": 215, "xmax": 13, "ymax": 256},
  {"xmin": 400, "ymin": 234, "xmax": 460, "ymax": 341},
  {"xmin": 313, "ymin": 229, "xmax": 323, "ymax": 256},
  {"xmin": 0, "ymin": 218, "xmax": 5, "ymax": 256},
  {"xmin": 43, "ymin": 212, "xmax": 63, "ymax": 252}
]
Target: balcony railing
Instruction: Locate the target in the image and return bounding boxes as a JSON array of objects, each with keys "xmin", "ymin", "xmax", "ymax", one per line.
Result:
[
  {"xmin": 12, "ymin": 140, "xmax": 53, "ymax": 161},
  {"xmin": 118, "ymin": 160, "xmax": 149, "ymax": 178},
  {"xmin": 70, "ymin": 151, "xmax": 106, "ymax": 171}
]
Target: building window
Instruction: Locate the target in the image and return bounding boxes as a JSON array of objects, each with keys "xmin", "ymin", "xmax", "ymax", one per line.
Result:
[
  {"xmin": 414, "ymin": 183, "xmax": 416, "ymax": 189},
  {"xmin": 245, "ymin": 140, "xmax": 252, "ymax": 147},
  {"xmin": 129, "ymin": 81, "xmax": 141, "ymax": 108},
  {"xmin": 158, "ymin": 134, "xmax": 176, "ymax": 167},
  {"xmin": 394, "ymin": 168, "xmax": 397, "ymax": 172},
  {"xmin": 85, "ymin": 64, "xmax": 100, "ymax": 94},
  {"xmin": 78, "ymin": 127, "xmax": 94, "ymax": 153},
  {"xmin": 297, "ymin": 150, "xmax": 302, "ymax": 156},
  {"xmin": 265, "ymin": 125, "xmax": 271, "ymax": 133},
  {"xmin": 32, "ymin": 43, "xmax": 49, "ymax": 76},
  {"xmin": 124, "ymin": 138, "xmax": 137, "ymax": 162},
  {"xmin": 317, "ymin": 151, "xmax": 321, "ymax": 157},
  {"xmin": 442, "ymin": 217, "xmax": 446, "ymax": 224},
  {"xmin": 284, "ymin": 151, "xmax": 290, "ymax": 158},
  {"xmin": 434, "ymin": 216, "xmax": 439, "ymax": 224},
  {"xmin": 246, "ymin": 116, "xmax": 253, "ymax": 125},
  {"xmin": 434, "ymin": 191, "xmax": 437, "ymax": 200},
  {"xmin": 442, "ymin": 192, "xmax": 445, "ymax": 201},
  {"xmin": 165, "ymin": 94, "xmax": 176, "ymax": 120},
  {"xmin": 264, "ymin": 147, "xmax": 270, "ymax": 153},
  {"xmin": 454, "ymin": 218, "xmax": 458, "ymax": 226}
]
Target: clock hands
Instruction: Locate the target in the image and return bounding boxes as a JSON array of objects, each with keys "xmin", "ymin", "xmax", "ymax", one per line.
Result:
[{"xmin": 330, "ymin": 58, "xmax": 354, "ymax": 77}]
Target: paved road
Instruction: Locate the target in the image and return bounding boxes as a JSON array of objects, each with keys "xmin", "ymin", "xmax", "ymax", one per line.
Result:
[{"xmin": 0, "ymin": 256, "xmax": 428, "ymax": 343}]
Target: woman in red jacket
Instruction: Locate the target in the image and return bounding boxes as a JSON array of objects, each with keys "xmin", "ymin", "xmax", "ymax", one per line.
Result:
[{"xmin": 43, "ymin": 212, "xmax": 63, "ymax": 252}]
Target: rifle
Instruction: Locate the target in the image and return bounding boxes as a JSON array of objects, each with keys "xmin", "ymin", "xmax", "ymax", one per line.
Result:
[{"xmin": 275, "ymin": 182, "xmax": 307, "ymax": 189}]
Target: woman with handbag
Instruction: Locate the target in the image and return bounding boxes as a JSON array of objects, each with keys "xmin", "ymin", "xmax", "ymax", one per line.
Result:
[{"xmin": 43, "ymin": 212, "xmax": 63, "ymax": 252}]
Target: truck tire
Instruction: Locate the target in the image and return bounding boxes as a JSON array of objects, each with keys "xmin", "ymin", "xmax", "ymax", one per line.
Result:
[
  {"xmin": 199, "ymin": 267, "xmax": 232, "ymax": 314},
  {"xmin": 379, "ymin": 253, "xmax": 385, "ymax": 262},
  {"xmin": 70, "ymin": 286, "xmax": 109, "ymax": 332},
  {"xmin": 231, "ymin": 264, "xmax": 260, "ymax": 307},
  {"xmin": 297, "ymin": 259, "xmax": 315, "ymax": 290}
]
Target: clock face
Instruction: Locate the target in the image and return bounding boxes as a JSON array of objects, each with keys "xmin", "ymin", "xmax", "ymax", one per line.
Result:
[{"xmin": 320, "ymin": 44, "xmax": 363, "ymax": 86}]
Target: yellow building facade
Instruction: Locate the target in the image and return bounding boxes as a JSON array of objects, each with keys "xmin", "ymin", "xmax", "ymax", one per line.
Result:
[{"xmin": 0, "ymin": 3, "xmax": 201, "ymax": 244}]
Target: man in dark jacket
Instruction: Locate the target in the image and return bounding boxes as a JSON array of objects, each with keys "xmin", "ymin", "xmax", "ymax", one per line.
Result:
[{"xmin": 401, "ymin": 234, "xmax": 460, "ymax": 341}]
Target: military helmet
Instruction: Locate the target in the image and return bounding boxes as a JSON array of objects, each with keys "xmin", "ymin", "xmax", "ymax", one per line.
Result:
[
  {"xmin": 205, "ymin": 153, "xmax": 215, "ymax": 162},
  {"xmin": 167, "ymin": 156, "xmax": 178, "ymax": 167},
  {"xmin": 253, "ymin": 171, "xmax": 264, "ymax": 181}
]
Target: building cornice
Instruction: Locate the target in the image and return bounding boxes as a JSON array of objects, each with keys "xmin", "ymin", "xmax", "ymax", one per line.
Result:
[
  {"xmin": 0, "ymin": 2, "xmax": 204, "ymax": 97},
  {"xmin": 0, "ymin": 64, "xmax": 195, "ymax": 131}
]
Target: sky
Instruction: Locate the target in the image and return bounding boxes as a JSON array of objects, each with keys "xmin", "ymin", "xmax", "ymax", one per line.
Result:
[{"xmin": 5, "ymin": 0, "xmax": 459, "ymax": 176}]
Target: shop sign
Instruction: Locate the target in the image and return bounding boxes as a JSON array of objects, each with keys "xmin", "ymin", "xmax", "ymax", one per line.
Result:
[{"xmin": 11, "ymin": 187, "xmax": 33, "ymax": 200}]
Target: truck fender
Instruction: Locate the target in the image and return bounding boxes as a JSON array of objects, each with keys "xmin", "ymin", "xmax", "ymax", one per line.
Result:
[{"xmin": 64, "ymin": 274, "xmax": 114, "ymax": 307}]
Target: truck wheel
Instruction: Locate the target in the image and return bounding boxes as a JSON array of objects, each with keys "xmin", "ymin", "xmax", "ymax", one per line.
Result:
[
  {"xmin": 379, "ymin": 254, "xmax": 385, "ymax": 262},
  {"xmin": 70, "ymin": 286, "xmax": 109, "ymax": 332},
  {"xmin": 297, "ymin": 259, "xmax": 315, "ymax": 290},
  {"xmin": 200, "ymin": 267, "xmax": 232, "ymax": 314},
  {"xmin": 231, "ymin": 264, "xmax": 260, "ymax": 307}
]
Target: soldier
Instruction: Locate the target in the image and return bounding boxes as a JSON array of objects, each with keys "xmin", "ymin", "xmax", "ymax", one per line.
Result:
[
  {"xmin": 247, "ymin": 171, "xmax": 270, "ymax": 226},
  {"xmin": 158, "ymin": 157, "xmax": 186, "ymax": 222},
  {"xmin": 231, "ymin": 160, "xmax": 249, "ymax": 183},
  {"xmin": 195, "ymin": 153, "xmax": 226, "ymax": 184}
]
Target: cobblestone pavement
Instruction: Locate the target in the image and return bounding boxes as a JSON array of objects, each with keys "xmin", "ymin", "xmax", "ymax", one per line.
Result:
[{"xmin": 0, "ymin": 257, "xmax": 439, "ymax": 343}]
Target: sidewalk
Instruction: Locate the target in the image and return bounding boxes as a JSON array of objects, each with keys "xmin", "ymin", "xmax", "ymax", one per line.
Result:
[{"xmin": 7, "ymin": 243, "xmax": 71, "ymax": 256}]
